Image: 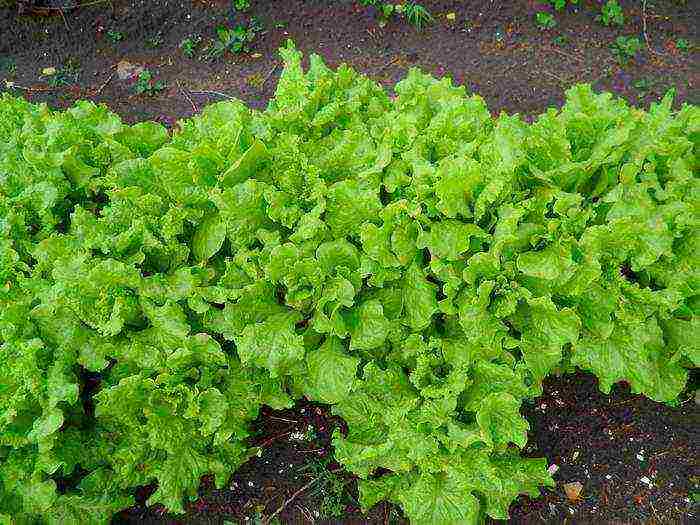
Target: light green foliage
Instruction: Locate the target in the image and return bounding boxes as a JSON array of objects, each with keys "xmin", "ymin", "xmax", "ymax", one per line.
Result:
[
  {"xmin": 1, "ymin": 42, "xmax": 697, "ymax": 524},
  {"xmin": 536, "ymin": 12, "xmax": 557, "ymax": 30},
  {"xmin": 612, "ymin": 35, "xmax": 642, "ymax": 65},
  {"xmin": 597, "ymin": 0, "xmax": 625, "ymax": 27},
  {"xmin": 179, "ymin": 35, "xmax": 202, "ymax": 58},
  {"xmin": 134, "ymin": 70, "xmax": 166, "ymax": 96},
  {"xmin": 208, "ymin": 19, "xmax": 262, "ymax": 59},
  {"xmin": 358, "ymin": 1, "xmax": 433, "ymax": 29},
  {"xmin": 675, "ymin": 38, "xmax": 690, "ymax": 52},
  {"xmin": 547, "ymin": 0, "xmax": 579, "ymax": 9}
]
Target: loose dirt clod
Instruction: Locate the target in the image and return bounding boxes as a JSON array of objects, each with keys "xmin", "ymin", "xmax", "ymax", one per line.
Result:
[{"xmin": 564, "ymin": 481, "xmax": 584, "ymax": 502}]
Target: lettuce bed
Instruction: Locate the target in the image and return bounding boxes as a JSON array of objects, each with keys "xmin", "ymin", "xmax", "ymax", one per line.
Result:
[{"xmin": 1, "ymin": 43, "xmax": 698, "ymax": 524}]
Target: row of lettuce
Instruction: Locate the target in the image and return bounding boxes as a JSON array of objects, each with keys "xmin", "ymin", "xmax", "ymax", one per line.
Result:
[{"xmin": 1, "ymin": 43, "xmax": 698, "ymax": 524}]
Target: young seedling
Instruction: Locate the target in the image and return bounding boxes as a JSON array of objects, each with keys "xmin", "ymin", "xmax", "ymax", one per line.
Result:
[
  {"xmin": 107, "ymin": 30, "xmax": 124, "ymax": 43},
  {"xmin": 536, "ymin": 12, "xmax": 557, "ymax": 30},
  {"xmin": 611, "ymin": 36, "xmax": 641, "ymax": 65},
  {"xmin": 632, "ymin": 77, "xmax": 655, "ymax": 100},
  {"xmin": 207, "ymin": 19, "xmax": 261, "ymax": 59},
  {"xmin": 134, "ymin": 69, "xmax": 166, "ymax": 96},
  {"xmin": 180, "ymin": 35, "xmax": 202, "ymax": 58},
  {"xmin": 145, "ymin": 31, "xmax": 164, "ymax": 49},
  {"xmin": 401, "ymin": 2, "xmax": 433, "ymax": 30},
  {"xmin": 547, "ymin": 0, "xmax": 580, "ymax": 9},
  {"xmin": 233, "ymin": 0, "xmax": 251, "ymax": 11},
  {"xmin": 44, "ymin": 58, "xmax": 81, "ymax": 88},
  {"xmin": 359, "ymin": 1, "xmax": 433, "ymax": 30},
  {"xmin": 676, "ymin": 38, "xmax": 690, "ymax": 52},
  {"xmin": 0, "ymin": 57, "xmax": 16, "ymax": 78},
  {"xmin": 597, "ymin": 0, "xmax": 624, "ymax": 27}
]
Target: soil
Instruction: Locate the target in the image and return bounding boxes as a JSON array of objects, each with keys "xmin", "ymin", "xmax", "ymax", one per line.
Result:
[
  {"xmin": 1, "ymin": 0, "xmax": 698, "ymax": 123},
  {"xmin": 109, "ymin": 370, "xmax": 700, "ymax": 525},
  {"xmin": 1, "ymin": 1, "xmax": 699, "ymax": 524}
]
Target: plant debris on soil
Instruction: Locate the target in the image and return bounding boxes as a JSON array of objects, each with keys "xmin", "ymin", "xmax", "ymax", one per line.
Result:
[
  {"xmin": 111, "ymin": 371, "xmax": 699, "ymax": 525},
  {"xmin": 2, "ymin": 1, "xmax": 699, "ymax": 523}
]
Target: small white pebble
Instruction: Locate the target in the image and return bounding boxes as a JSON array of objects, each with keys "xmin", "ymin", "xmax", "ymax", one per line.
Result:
[
  {"xmin": 289, "ymin": 431, "xmax": 306, "ymax": 441},
  {"xmin": 636, "ymin": 453, "xmax": 644, "ymax": 461},
  {"xmin": 605, "ymin": 474, "xmax": 612, "ymax": 480},
  {"xmin": 248, "ymin": 481, "xmax": 254, "ymax": 487},
  {"xmin": 640, "ymin": 476, "xmax": 652, "ymax": 487}
]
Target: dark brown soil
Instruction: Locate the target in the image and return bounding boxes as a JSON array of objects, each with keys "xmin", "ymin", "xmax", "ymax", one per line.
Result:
[
  {"xmin": 2, "ymin": 1, "xmax": 699, "ymax": 524},
  {"xmin": 1, "ymin": 0, "xmax": 698, "ymax": 124},
  {"xmin": 501, "ymin": 372, "xmax": 699, "ymax": 525}
]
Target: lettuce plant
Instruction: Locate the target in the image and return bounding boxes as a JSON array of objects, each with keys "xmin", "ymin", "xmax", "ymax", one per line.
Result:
[{"xmin": 0, "ymin": 43, "xmax": 697, "ymax": 524}]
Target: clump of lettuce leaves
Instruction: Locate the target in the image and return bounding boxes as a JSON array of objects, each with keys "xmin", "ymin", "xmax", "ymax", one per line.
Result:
[{"xmin": 1, "ymin": 42, "xmax": 697, "ymax": 524}]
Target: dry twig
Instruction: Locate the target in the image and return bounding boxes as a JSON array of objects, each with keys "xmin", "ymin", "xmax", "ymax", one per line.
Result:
[
  {"xmin": 550, "ymin": 46, "xmax": 584, "ymax": 63},
  {"xmin": 642, "ymin": 0, "xmax": 658, "ymax": 55},
  {"xmin": 262, "ymin": 63, "xmax": 279, "ymax": 87},
  {"xmin": 377, "ymin": 56, "xmax": 400, "ymax": 72},
  {"xmin": 92, "ymin": 69, "xmax": 115, "ymax": 96},
  {"xmin": 542, "ymin": 70, "xmax": 567, "ymax": 83},
  {"xmin": 41, "ymin": 0, "xmax": 111, "ymax": 11},
  {"xmin": 264, "ymin": 469, "xmax": 341, "ymax": 525},
  {"xmin": 177, "ymin": 81, "xmax": 198, "ymax": 113},
  {"xmin": 3, "ymin": 80, "xmax": 56, "ymax": 93},
  {"xmin": 189, "ymin": 90, "xmax": 235, "ymax": 100}
]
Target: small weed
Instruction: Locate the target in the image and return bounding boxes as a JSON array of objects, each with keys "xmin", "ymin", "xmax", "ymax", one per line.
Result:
[
  {"xmin": 233, "ymin": 0, "xmax": 251, "ymax": 11},
  {"xmin": 597, "ymin": 0, "xmax": 624, "ymax": 27},
  {"xmin": 47, "ymin": 70, "xmax": 69, "ymax": 88},
  {"xmin": 248, "ymin": 509, "xmax": 281, "ymax": 525},
  {"xmin": 549, "ymin": 0, "xmax": 579, "ymax": 11},
  {"xmin": 359, "ymin": 1, "xmax": 433, "ymax": 30},
  {"xmin": 64, "ymin": 57, "xmax": 81, "ymax": 79},
  {"xmin": 45, "ymin": 58, "xmax": 81, "ymax": 88},
  {"xmin": 536, "ymin": 12, "xmax": 557, "ymax": 30},
  {"xmin": 297, "ymin": 457, "xmax": 354, "ymax": 520},
  {"xmin": 107, "ymin": 30, "xmax": 124, "ymax": 43},
  {"xmin": 553, "ymin": 35, "xmax": 569, "ymax": 46},
  {"xmin": 547, "ymin": 0, "xmax": 579, "ymax": 9},
  {"xmin": 207, "ymin": 19, "xmax": 261, "ymax": 59},
  {"xmin": 633, "ymin": 77, "xmax": 654, "ymax": 96},
  {"xmin": 401, "ymin": 3, "xmax": 433, "ymax": 30},
  {"xmin": 145, "ymin": 32, "xmax": 164, "ymax": 49},
  {"xmin": 611, "ymin": 35, "xmax": 641, "ymax": 65},
  {"xmin": 676, "ymin": 38, "xmax": 690, "ymax": 52},
  {"xmin": 274, "ymin": 21, "xmax": 287, "ymax": 29},
  {"xmin": 180, "ymin": 35, "xmax": 202, "ymax": 58},
  {"xmin": 0, "ymin": 57, "xmax": 17, "ymax": 77},
  {"xmin": 134, "ymin": 69, "xmax": 166, "ymax": 96}
]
